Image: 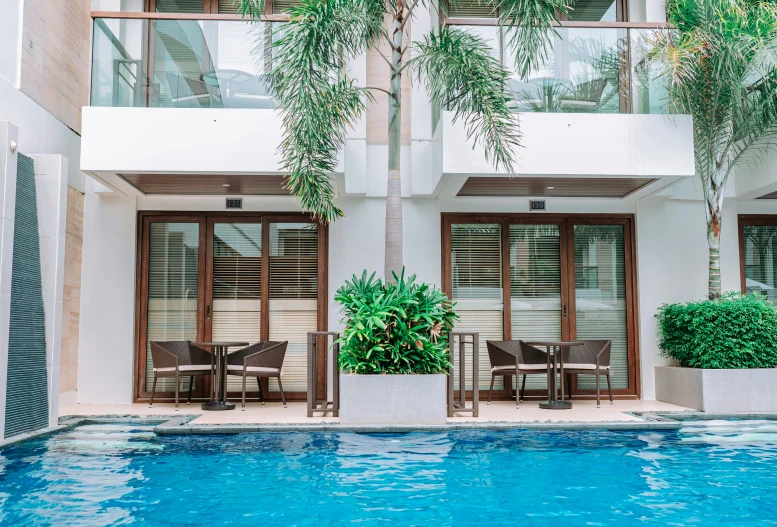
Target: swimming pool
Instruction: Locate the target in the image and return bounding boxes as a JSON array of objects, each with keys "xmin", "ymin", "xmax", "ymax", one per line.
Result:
[{"xmin": 0, "ymin": 421, "xmax": 775, "ymax": 526}]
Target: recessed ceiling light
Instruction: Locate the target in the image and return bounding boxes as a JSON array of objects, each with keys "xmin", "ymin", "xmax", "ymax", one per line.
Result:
[
  {"xmin": 547, "ymin": 186, "xmax": 555, "ymax": 190},
  {"xmin": 223, "ymin": 183, "xmax": 231, "ymax": 187}
]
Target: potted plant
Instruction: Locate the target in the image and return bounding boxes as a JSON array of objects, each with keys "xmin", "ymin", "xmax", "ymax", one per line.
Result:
[
  {"xmin": 654, "ymin": 293, "xmax": 777, "ymax": 412},
  {"xmin": 335, "ymin": 270, "xmax": 458, "ymax": 425}
]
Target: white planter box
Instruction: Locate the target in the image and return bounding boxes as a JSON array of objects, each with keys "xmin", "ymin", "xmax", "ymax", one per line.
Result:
[
  {"xmin": 655, "ymin": 366, "xmax": 777, "ymax": 412},
  {"xmin": 339, "ymin": 373, "xmax": 447, "ymax": 425}
]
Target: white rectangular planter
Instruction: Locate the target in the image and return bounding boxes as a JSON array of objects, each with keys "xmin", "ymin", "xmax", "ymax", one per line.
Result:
[
  {"xmin": 655, "ymin": 366, "xmax": 777, "ymax": 413},
  {"xmin": 339, "ymin": 373, "xmax": 447, "ymax": 425}
]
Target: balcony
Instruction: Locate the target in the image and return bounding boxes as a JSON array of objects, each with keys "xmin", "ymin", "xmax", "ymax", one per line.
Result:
[
  {"xmin": 453, "ymin": 24, "xmax": 671, "ymax": 115},
  {"xmin": 90, "ymin": 16, "xmax": 281, "ymax": 110},
  {"xmin": 426, "ymin": 23, "xmax": 695, "ymax": 197},
  {"xmin": 82, "ymin": 15, "xmax": 291, "ymax": 191}
]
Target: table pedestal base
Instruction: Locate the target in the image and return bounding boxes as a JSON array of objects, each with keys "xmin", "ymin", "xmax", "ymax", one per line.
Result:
[
  {"xmin": 201, "ymin": 401, "xmax": 235, "ymax": 411},
  {"xmin": 539, "ymin": 400, "xmax": 572, "ymax": 410}
]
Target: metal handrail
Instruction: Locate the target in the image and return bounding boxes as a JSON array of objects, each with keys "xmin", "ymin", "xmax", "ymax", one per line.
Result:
[{"xmin": 91, "ymin": 10, "xmax": 289, "ymax": 21}]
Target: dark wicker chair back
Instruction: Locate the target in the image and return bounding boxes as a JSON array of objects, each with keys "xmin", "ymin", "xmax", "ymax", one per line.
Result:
[
  {"xmin": 486, "ymin": 340, "xmax": 520, "ymax": 368},
  {"xmin": 565, "ymin": 340, "xmax": 611, "ymax": 367},
  {"xmin": 227, "ymin": 341, "xmax": 289, "ymax": 409},
  {"xmin": 150, "ymin": 341, "xmax": 211, "ymax": 367}
]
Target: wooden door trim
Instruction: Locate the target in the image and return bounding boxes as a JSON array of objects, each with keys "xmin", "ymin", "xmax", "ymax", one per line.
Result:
[
  {"xmin": 135, "ymin": 213, "xmax": 207, "ymax": 400},
  {"xmin": 441, "ymin": 212, "xmax": 640, "ymax": 400},
  {"xmin": 134, "ymin": 211, "xmax": 327, "ymax": 402}
]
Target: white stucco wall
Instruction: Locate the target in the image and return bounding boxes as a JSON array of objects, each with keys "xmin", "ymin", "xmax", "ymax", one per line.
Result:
[
  {"xmin": 78, "ymin": 180, "xmax": 137, "ymax": 404},
  {"xmin": 0, "ymin": 77, "xmax": 85, "ymax": 192}
]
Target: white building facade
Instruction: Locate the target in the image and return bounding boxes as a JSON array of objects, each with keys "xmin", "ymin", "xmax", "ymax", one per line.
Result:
[{"xmin": 69, "ymin": 0, "xmax": 777, "ymax": 408}]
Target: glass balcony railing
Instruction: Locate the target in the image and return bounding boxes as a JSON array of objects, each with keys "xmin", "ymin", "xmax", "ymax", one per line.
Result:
[
  {"xmin": 91, "ymin": 17, "xmax": 283, "ymax": 109},
  {"xmin": 459, "ymin": 25, "xmax": 672, "ymax": 114}
]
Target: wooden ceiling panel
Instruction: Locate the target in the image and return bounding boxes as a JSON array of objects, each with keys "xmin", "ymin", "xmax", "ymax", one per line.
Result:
[
  {"xmin": 457, "ymin": 177, "xmax": 657, "ymax": 198},
  {"xmin": 120, "ymin": 174, "xmax": 290, "ymax": 195}
]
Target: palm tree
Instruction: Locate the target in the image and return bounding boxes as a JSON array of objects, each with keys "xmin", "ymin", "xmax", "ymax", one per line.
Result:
[
  {"xmin": 650, "ymin": 0, "xmax": 777, "ymax": 299},
  {"xmin": 237, "ymin": 0, "xmax": 568, "ymax": 280}
]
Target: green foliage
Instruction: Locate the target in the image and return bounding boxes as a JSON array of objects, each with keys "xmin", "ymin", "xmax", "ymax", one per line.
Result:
[
  {"xmin": 650, "ymin": 0, "xmax": 777, "ymax": 195},
  {"xmin": 411, "ymin": 27, "xmax": 521, "ymax": 172},
  {"xmin": 336, "ymin": 270, "xmax": 459, "ymax": 374},
  {"xmin": 656, "ymin": 292, "xmax": 777, "ymax": 369}
]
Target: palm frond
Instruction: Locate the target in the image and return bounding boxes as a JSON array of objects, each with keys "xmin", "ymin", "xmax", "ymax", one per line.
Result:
[
  {"xmin": 496, "ymin": 0, "xmax": 571, "ymax": 78},
  {"xmin": 270, "ymin": 0, "xmax": 386, "ymax": 223},
  {"xmin": 410, "ymin": 26, "xmax": 521, "ymax": 172},
  {"xmin": 235, "ymin": 0, "xmax": 265, "ymax": 19}
]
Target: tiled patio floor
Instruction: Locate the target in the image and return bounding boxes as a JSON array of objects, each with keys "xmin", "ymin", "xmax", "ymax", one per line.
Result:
[{"xmin": 60, "ymin": 399, "xmax": 690, "ymax": 426}]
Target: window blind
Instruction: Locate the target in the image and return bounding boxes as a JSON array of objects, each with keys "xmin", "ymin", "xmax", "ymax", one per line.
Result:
[
  {"xmin": 510, "ymin": 224, "xmax": 562, "ymax": 390},
  {"xmin": 573, "ymin": 224, "xmax": 628, "ymax": 390},
  {"xmin": 451, "ymin": 224, "xmax": 503, "ymax": 390},
  {"xmin": 743, "ymin": 225, "xmax": 777, "ymax": 304},
  {"xmin": 156, "ymin": 0, "xmax": 205, "ymax": 12},
  {"xmin": 212, "ymin": 223, "xmax": 262, "ymax": 392},
  {"xmin": 268, "ymin": 223, "xmax": 318, "ymax": 392},
  {"xmin": 145, "ymin": 223, "xmax": 200, "ymax": 393},
  {"xmin": 272, "ymin": 0, "xmax": 302, "ymax": 14},
  {"xmin": 447, "ymin": 0, "xmax": 496, "ymax": 18}
]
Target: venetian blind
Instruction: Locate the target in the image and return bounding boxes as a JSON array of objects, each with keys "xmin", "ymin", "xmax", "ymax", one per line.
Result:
[
  {"xmin": 268, "ymin": 223, "xmax": 318, "ymax": 392},
  {"xmin": 451, "ymin": 224, "xmax": 503, "ymax": 390},
  {"xmin": 573, "ymin": 224, "xmax": 628, "ymax": 390},
  {"xmin": 156, "ymin": 0, "xmax": 205, "ymax": 12},
  {"xmin": 146, "ymin": 223, "xmax": 200, "ymax": 393},
  {"xmin": 743, "ymin": 225, "xmax": 777, "ymax": 304},
  {"xmin": 212, "ymin": 223, "xmax": 262, "ymax": 392},
  {"xmin": 272, "ymin": 0, "xmax": 302, "ymax": 14},
  {"xmin": 510, "ymin": 224, "xmax": 562, "ymax": 390},
  {"xmin": 447, "ymin": 0, "xmax": 496, "ymax": 18}
]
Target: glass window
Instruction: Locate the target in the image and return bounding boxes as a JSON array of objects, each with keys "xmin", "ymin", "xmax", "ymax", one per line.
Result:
[
  {"xmin": 568, "ymin": 0, "xmax": 617, "ymax": 22},
  {"xmin": 743, "ymin": 224, "xmax": 777, "ymax": 304},
  {"xmin": 451, "ymin": 224, "xmax": 504, "ymax": 391},
  {"xmin": 573, "ymin": 224, "xmax": 628, "ymax": 390},
  {"xmin": 268, "ymin": 223, "xmax": 318, "ymax": 392},
  {"xmin": 146, "ymin": 223, "xmax": 200, "ymax": 392}
]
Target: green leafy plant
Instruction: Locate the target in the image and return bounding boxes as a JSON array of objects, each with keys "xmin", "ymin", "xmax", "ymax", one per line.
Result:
[
  {"xmin": 336, "ymin": 269, "xmax": 458, "ymax": 374},
  {"xmin": 656, "ymin": 292, "xmax": 777, "ymax": 369},
  {"xmin": 650, "ymin": 0, "xmax": 777, "ymax": 298}
]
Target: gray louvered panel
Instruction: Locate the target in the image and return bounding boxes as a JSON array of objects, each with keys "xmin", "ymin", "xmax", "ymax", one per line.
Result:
[{"xmin": 5, "ymin": 154, "xmax": 49, "ymax": 439}]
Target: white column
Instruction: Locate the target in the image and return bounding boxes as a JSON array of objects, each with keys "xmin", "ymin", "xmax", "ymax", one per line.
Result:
[{"xmin": 30, "ymin": 154, "xmax": 69, "ymax": 427}]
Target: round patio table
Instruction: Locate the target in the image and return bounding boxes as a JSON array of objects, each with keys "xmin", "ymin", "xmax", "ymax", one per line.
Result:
[
  {"xmin": 525, "ymin": 340, "xmax": 584, "ymax": 410},
  {"xmin": 192, "ymin": 341, "xmax": 248, "ymax": 411}
]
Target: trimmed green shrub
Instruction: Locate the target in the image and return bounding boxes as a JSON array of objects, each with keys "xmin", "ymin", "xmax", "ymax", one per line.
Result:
[
  {"xmin": 656, "ymin": 292, "xmax": 777, "ymax": 369},
  {"xmin": 336, "ymin": 270, "xmax": 458, "ymax": 374}
]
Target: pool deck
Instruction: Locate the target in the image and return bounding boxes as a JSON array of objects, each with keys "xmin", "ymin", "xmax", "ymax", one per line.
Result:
[{"xmin": 59, "ymin": 399, "xmax": 697, "ymax": 432}]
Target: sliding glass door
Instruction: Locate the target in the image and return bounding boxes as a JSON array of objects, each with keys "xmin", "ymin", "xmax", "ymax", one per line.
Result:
[
  {"xmin": 136, "ymin": 212, "xmax": 326, "ymax": 402},
  {"xmin": 443, "ymin": 214, "xmax": 638, "ymax": 399}
]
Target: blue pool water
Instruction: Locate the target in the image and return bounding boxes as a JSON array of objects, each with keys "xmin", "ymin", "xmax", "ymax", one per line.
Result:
[{"xmin": 0, "ymin": 421, "xmax": 776, "ymax": 526}]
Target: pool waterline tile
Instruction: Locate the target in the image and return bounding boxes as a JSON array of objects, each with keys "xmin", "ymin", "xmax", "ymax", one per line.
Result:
[{"xmin": 60, "ymin": 399, "xmax": 693, "ymax": 428}]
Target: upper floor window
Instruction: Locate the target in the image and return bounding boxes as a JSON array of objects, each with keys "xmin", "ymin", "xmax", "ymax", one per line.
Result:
[{"xmin": 446, "ymin": 0, "xmax": 664, "ymax": 23}]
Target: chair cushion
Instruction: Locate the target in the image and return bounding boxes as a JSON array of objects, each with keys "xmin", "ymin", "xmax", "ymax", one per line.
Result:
[
  {"xmin": 226, "ymin": 365, "xmax": 280, "ymax": 374},
  {"xmin": 153, "ymin": 365, "xmax": 211, "ymax": 373},
  {"xmin": 492, "ymin": 364, "xmax": 548, "ymax": 372},
  {"xmin": 563, "ymin": 363, "xmax": 610, "ymax": 370}
]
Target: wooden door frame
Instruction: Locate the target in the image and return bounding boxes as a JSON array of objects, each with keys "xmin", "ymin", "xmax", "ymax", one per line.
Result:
[
  {"xmin": 441, "ymin": 212, "xmax": 641, "ymax": 401},
  {"xmin": 737, "ymin": 215, "xmax": 777, "ymax": 293},
  {"xmin": 134, "ymin": 211, "xmax": 328, "ymax": 403}
]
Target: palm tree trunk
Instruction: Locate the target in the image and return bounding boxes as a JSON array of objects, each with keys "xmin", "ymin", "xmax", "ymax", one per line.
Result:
[
  {"xmin": 385, "ymin": 5, "xmax": 404, "ymax": 282},
  {"xmin": 706, "ymin": 181, "xmax": 725, "ymax": 299}
]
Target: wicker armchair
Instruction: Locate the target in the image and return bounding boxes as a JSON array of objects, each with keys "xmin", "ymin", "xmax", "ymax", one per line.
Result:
[
  {"xmin": 149, "ymin": 341, "xmax": 213, "ymax": 410},
  {"xmin": 485, "ymin": 340, "xmax": 550, "ymax": 408},
  {"xmin": 562, "ymin": 340, "xmax": 613, "ymax": 407},
  {"xmin": 227, "ymin": 341, "xmax": 288, "ymax": 410}
]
